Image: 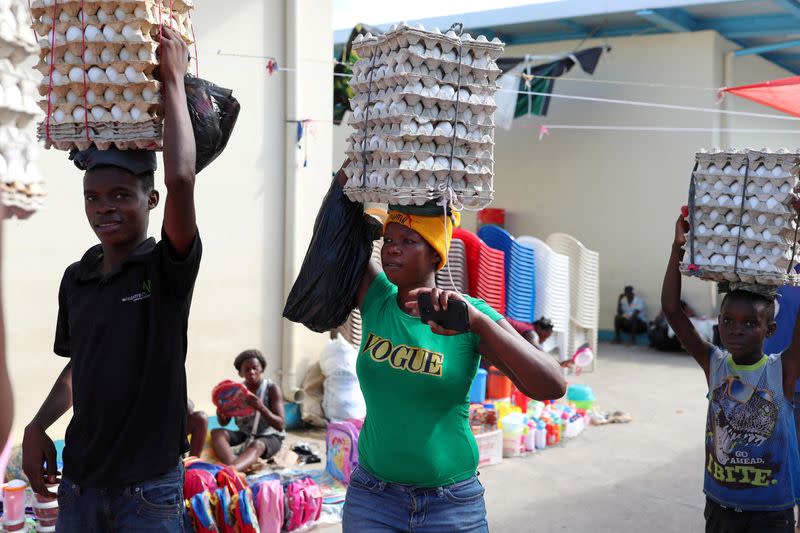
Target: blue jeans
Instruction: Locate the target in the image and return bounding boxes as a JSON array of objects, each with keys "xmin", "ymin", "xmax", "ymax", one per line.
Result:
[
  {"xmin": 56, "ymin": 462, "xmax": 185, "ymax": 532},
  {"xmin": 343, "ymin": 465, "xmax": 489, "ymax": 533}
]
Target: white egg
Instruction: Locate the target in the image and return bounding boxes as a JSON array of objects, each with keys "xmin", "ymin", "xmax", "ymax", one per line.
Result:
[
  {"xmin": 105, "ymin": 67, "xmax": 120, "ymax": 82},
  {"xmin": 68, "ymin": 66, "xmax": 84, "ymax": 83},
  {"xmin": 763, "ymin": 229, "xmax": 773, "ymax": 240},
  {"xmin": 102, "ymin": 26, "xmax": 117, "ymax": 42},
  {"xmin": 65, "ymin": 90, "xmax": 78, "ymax": 103},
  {"xmin": 66, "ymin": 26, "xmax": 83, "ymax": 42},
  {"xmin": 90, "ymin": 106, "xmax": 105, "ymax": 121},
  {"xmin": 746, "ymin": 182, "xmax": 757, "ymax": 194},
  {"xmin": 773, "ymin": 166, "xmax": 785, "ymax": 177},
  {"xmin": 758, "ymin": 258, "xmax": 770, "ymax": 269},
  {"xmin": 748, "ymin": 197, "xmax": 761, "ymax": 209},
  {"xmin": 718, "ymin": 195, "xmax": 731, "ymax": 206},
  {"xmin": 701, "ymin": 194, "xmax": 712, "ymax": 205},
  {"xmin": 756, "ymin": 214, "xmax": 767, "ymax": 225},
  {"xmin": 766, "ymin": 198, "xmax": 780, "ymax": 209},
  {"xmin": 142, "ymin": 87, "xmax": 155, "ymax": 101},
  {"xmin": 51, "ymin": 70, "xmax": 63, "ymax": 84},
  {"xmin": 115, "ymin": 7, "xmax": 127, "ymax": 20},
  {"xmin": 755, "ymin": 244, "xmax": 765, "ymax": 254},
  {"xmin": 738, "ymin": 165, "xmax": 747, "ymax": 176},
  {"xmin": 698, "ymin": 223, "xmax": 709, "ymax": 234},
  {"xmin": 100, "ymin": 48, "xmax": 117, "ymax": 63},
  {"xmin": 85, "ymin": 89, "xmax": 96, "ymax": 104},
  {"xmin": 85, "ymin": 25, "xmax": 103, "ymax": 41},
  {"xmin": 124, "ymin": 66, "xmax": 139, "ymax": 82},
  {"xmin": 97, "ymin": 9, "xmax": 111, "ymax": 24},
  {"xmin": 713, "ymin": 224, "xmax": 728, "ymax": 235},
  {"xmin": 121, "ymin": 87, "xmax": 134, "ymax": 102},
  {"xmin": 53, "ymin": 108, "xmax": 65, "ymax": 123},
  {"xmin": 121, "ymin": 24, "xmax": 140, "ymax": 40},
  {"xmin": 724, "ymin": 255, "xmax": 736, "ymax": 266},
  {"xmin": 64, "ymin": 50, "xmax": 78, "ymax": 64},
  {"xmin": 710, "ymin": 254, "xmax": 724, "ymax": 265},
  {"xmin": 773, "ymin": 246, "xmax": 783, "ymax": 257},
  {"xmin": 138, "ymin": 48, "xmax": 153, "ymax": 62},
  {"xmin": 706, "ymin": 240, "xmax": 717, "ymax": 251},
  {"xmin": 721, "ymin": 241, "xmax": 733, "ymax": 253},
  {"xmin": 134, "ymin": 7, "xmax": 147, "ymax": 18},
  {"xmin": 755, "ymin": 165, "xmax": 767, "ymax": 177},
  {"xmin": 730, "ymin": 182, "xmax": 741, "ymax": 194},
  {"xmin": 745, "ymin": 227, "xmax": 756, "ymax": 239},
  {"xmin": 725, "ymin": 211, "xmax": 736, "ymax": 223},
  {"xmin": 48, "ymin": 92, "xmax": 57, "ymax": 104},
  {"xmin": 83, "ymin": 48, "xmax": 96, "ymax": 63},
  {"xmin": 739, "ymin": 244, "xmax": 749, "ymax": 255},
  {"xmin": 742, "ymin": 259, "xmax": 753, "ymax": 269},
  {"xmin": 104, "ymin": 88, "xmax": 115, "ymax": 101},
  {"xmin": 732, "ymin": 195, "xmax": 742, "ymax": 206},
  {"xmin": 111, "ymin": 105, "xmax": 124, "ymax": 120},
  {"xmin": 76, "ymin": 10, "xmax": 87, "ymax": 24},
  {"xmin": 713, "ymin": 180, "xmax": 726, "ymax": 191},
  {"xmin": 723, "ymin": 164, "xmax": 735, "ymax": 176},
  {"xmin": 775, "ymin": 216, "xmax": 785, "ymax": 226},
  {"xmin": 763, "ymin": 182, "xmax": 774, "ymax": 194},
  {"xmin": 709, "ymin": 210, "xmax": 720, "ymax": 221},
  {"xmin": 72, "ymin": 106, "xmax": 86, "ymax": 121},
  {"xmin": 59, "ymin": 10, "xmax": 71, "ymax": 23},
  {"xmin": 131, "ymin": 107, "xmax": 143, "ymax": 121},
  {"xmin": 741, "ymin": 213, "xmax": 751, "ymax": 224},
  {"xmin": 781, "ymin": 183, "xmax": 792, "ymax": 193},
  {"xmin": 116, "ymin": 47, "xmax": 131, "ymax": 62}
]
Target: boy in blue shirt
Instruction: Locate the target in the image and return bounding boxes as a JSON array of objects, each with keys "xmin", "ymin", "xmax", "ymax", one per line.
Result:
[{"xmin": 662, "ymin": 210, "xmax": 800, "ymax": 532}]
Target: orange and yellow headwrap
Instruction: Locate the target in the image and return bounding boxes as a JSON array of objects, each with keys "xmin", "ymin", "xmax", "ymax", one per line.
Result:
[{"xmin": 384, "ymin": 206, "xmax": 461, "ymax": 271}]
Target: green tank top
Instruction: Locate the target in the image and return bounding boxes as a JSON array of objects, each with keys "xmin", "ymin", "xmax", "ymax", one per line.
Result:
[{"xmin": 356, "ymin": 273, "xmax": 504, "ymax": 487}]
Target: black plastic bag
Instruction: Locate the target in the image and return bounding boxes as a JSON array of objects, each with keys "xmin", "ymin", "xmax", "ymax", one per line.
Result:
[
  {"xmin": 184, "ymin": 74, "xmax": 240, "ymax": 173},
  {"xmin": 283, "ymin": 180, "xmax": 381, "ymax": 332}
]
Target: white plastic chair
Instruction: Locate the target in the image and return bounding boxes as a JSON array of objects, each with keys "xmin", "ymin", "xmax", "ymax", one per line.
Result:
[
  {"xmin": 546, "ymin": 233, "xmax": 600, "ymax": 370},
  {"xmin": 517, "ymin": 236, "xmax": 571, "ymax": 360}
]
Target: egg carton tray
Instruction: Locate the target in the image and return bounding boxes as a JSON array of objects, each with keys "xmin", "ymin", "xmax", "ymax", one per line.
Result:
[
  {"xmin": 350, "ymin": 63, "xmax": 499, "ymax": 94},
  {"xmin": 679, "ymin": 263, "xmax": 800, "ymax": 286},
  {"xmin": 352, "ymin": 23, "xmax": 503, "ymax": 60},
  {"xmin": 30, "ymin": 0, "xmax": 193, "ymax": 17},
  {"xmin": 33, "ymin": 3, "xmax": 191, "ymax": 34},
  {"xmin": 346, "ymin": 135, "xmax": 492, "ymax": 159},
  {"xmin": 690, "ymin": 210, "xmax": 797, "ymax": 231},
  {"xmin": 344, "ymin": 184, "xmax": 493, "ymax": 209},
  {"xmin": 691, "ymin": 240, "xmax": 796, "ymax": 260},
  {"xmin": 693, "ymin": 194, "xmax": 797, "ymax": 215},
  {"xmin": 687, "ymin": 246, "xmax": 796, "ymax": 268},
  {"xmin": 0, "ymin": 3, "xmax": 39, "ymax": 56},
  {"xmin": 350, "ymin": 90, "xmax": 496, "ymax": 117},
  {"xmin": 349, "ymin": 106, "xmax": 494, "ymax": 129},
  {"xmin": 345, "ymin": 146, "xmax": 493, "ymax": 169}
]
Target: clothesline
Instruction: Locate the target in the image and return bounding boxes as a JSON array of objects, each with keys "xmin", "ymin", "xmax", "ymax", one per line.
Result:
[{"xmin": 209, "ymin": 51, "xmax": 800, "ymax": 123}]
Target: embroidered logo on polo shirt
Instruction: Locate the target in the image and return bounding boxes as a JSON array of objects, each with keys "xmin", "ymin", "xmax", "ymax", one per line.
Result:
[
  {"xmin": 362, "ymin": 332, "xmax": 444, "ymax": 377},
  {"xmin": 121, "ymin": 279, "xmax": 152, "ymax": 303}
]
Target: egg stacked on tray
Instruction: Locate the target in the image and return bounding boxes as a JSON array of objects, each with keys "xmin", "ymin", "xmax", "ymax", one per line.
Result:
[
  {"xmin": 0, "ymin": 0, "xmax": 45, "ymax": 216},
  {"xmin": 681, "ymin": 148, "xmax": 800, "ymax": 286},
  {"xmin": 30, "ymin": 0, "xmax": 194, "ymax": 151},
  {"xmin": 343, "ymin": 23, "xmax": 503, "ymax": 208}
]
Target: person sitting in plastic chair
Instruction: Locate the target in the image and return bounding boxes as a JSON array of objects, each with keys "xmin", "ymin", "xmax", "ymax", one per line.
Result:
[{"xmin": 614, "ymin": 285, "xmax": 647, "ymax": 344}]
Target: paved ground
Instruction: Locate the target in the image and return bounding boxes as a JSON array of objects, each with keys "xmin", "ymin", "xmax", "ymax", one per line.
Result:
[{"xmin": 315, "ymin": 343, "xmax": 709, "ymax": 532}]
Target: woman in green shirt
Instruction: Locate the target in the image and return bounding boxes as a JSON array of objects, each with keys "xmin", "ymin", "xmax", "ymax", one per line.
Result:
[{"xmin": 333, "ymin": 164, "xmax": 566, "ymax": 532}]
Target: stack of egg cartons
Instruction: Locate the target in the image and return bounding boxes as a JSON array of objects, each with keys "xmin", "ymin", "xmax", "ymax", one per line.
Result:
[
  {"xmin": 343, "ymin": 23, "xmax": 503, "ymax": 208},
  {"xmin": 0, "ymin": 0, "xmax": 46, "ymax": 216},
  {"xmin": 681, "ymin": 148, "xmax": 800, "ymax": 285},
  {"xmin": 30, "ymin": 0, "xmax": 194, "ymax": 151}
]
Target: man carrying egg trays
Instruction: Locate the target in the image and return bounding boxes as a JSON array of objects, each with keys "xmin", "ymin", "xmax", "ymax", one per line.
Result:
[
  {"xmin": 681, "ymin": 148, "xmax": 800, "ymax": 286},
  {"xmin": 30, "ymin": 0, "xmax": 194, "ymax": 151},
  {"xmin": 341, "ymin": 23, "xmax": 502, "ymax": 207}
]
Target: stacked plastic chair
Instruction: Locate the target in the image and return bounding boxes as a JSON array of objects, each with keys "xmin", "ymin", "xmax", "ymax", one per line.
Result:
[
  {"xmin": 478, "ymin": 225, "xmax": 535, "ymax": 322},
  {"xmin": 436, "ymin": 238, "xmax": 469, "ymax": 293},
  {"xmin": 454, "ymin": 228, "xmax": 505, "ymax": 314},
  {"xmin": 546, "ymin": 233, "xmax": 599, "ymax": 369},
  {"xmin": 517, "ymin": 236, "xmax": 571, "ymax": 360},
  {"xmin": 336, "ymin": 238, "xmax": 383, "ymax": 348}
]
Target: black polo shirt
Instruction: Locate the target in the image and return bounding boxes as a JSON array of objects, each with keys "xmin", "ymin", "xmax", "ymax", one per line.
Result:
[{"xmin": 54, "ymin": 229, "xmax": 201, "ymax": 487}]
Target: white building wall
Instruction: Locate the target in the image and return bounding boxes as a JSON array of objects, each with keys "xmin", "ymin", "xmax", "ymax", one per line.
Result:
[{"xmin": 6, "ymin": 0, "xmax": 332, "ymax": 441}]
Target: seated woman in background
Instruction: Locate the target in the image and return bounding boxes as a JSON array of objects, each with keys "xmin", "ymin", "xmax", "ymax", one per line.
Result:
[{"xmin": 211, "ymin": 350, "xmax": 285, "ymax": 472}]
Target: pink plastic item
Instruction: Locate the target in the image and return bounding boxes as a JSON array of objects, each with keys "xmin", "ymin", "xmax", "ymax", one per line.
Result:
[
  {"xmin": 255, "ymin": 479, "xmax": 284, "ymax": 533},
  {"xmin": 2, "ymin": 479, "xmax": 27, "ymax": 530},
  {"xmin": 212, "ymin": 380, "xmax": 254, "ymax": 418}
]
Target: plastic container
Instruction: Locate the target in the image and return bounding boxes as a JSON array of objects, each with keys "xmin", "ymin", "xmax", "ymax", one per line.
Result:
[
  {"xmin": 2, "ymin": 480, "xmax": 27, "ymax": 531},
  {"xmin": 486, "ymin": 366, "xmax": 512, "ymax": 399},
  {"xmin": 567, "ymin": 384, "xmax": 596, "ymax": 411},
  {"xmin": 524, "ymin": 421, "xmax": 537, "ymax": 452},
  {"xmin": 478, "ymin": 208, "xmax": 505, "ymax": 228},
  {"xmin": 33, "ymin": 484, "xmax": 59, "ymax": 528},
  {"xmin": 474, "ymin": 430, "xmax": 503, "ymax": 466},
  {"xmin": 469, "ymin": 369, "xmax": 488, "ymax": 403},
  {"xmin": 511, "ymin": 388, "xmax": 528, "ymax": 413},
  {"xmin": 501, "ymin": 413, "xmax": 525, "ymax": 457},
  {"xmin": 535, "ymin": 423, "xmax": 547, "ymax": 450}
]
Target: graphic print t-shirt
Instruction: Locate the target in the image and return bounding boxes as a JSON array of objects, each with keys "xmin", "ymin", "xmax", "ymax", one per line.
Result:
[
  {"xmin": 704, "ymin": 348, "xmax": 800, "ymax": 511},
  {"xmin": 357, "ymin": 273, "xmax": 503, "ymax": 487}
]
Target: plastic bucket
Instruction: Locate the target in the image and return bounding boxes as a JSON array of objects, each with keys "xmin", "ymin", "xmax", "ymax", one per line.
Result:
[
  {"xmin": 469, "ymin": 369, "xmax": 488, "ymax": 403},
  {"xmin": 486, "ymin": 366, "xmax": 512, "ymax": 399}
]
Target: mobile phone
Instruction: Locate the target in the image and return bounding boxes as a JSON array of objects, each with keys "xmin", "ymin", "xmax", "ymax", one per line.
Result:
[{"xmin": 418, "ymin": 293, "xmax": 470, "ymax": 332}]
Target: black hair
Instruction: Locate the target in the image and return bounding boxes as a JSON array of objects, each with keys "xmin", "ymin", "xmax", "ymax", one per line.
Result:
[
  {"xmin": 234, "ymin": 349, "xmax": 267, "ymax": 372},
  {"xmin": 87, "ymin": 164, "xmax": 154, "ymax": 192},
  {"xmin": 533, "ymin": 317, "xmax": 554, "ymax": 330},
  {"xmin": 721, "ymin": 290, "xmax": 776, "ymax": 322},
  {"xmin": 624, "ymin": 285, "xmax": 634, "ymax": 292}
]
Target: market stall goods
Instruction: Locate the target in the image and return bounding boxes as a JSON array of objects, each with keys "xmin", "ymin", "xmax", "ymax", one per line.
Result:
[
  {"xmin": 30, "ymin": 0, "xmax": 195, "ymax": 150},
  {"xmin": 681, "ymin": 148, "xmax": 800, "ymax": 286},
  {"xmin": 342, "ymin": 23, "xmax": 503, "ymax": 208}
]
